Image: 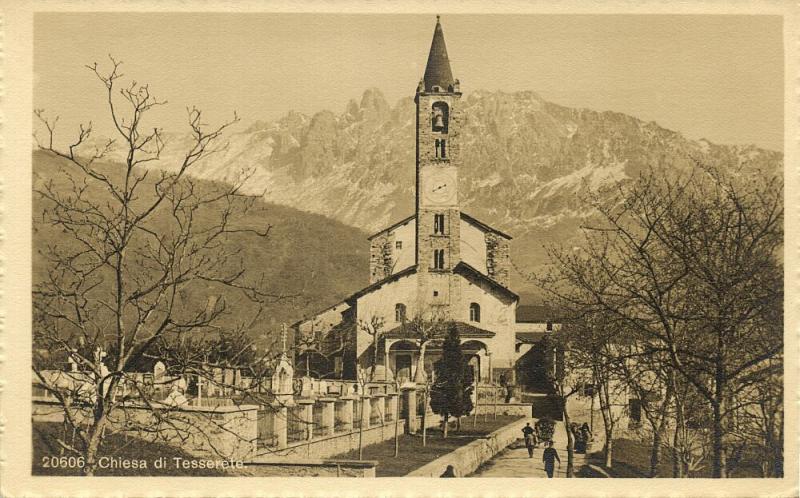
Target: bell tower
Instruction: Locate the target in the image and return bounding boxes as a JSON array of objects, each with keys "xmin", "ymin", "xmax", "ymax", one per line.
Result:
[{"xmin": 415, "ymin": 16, "xmax": 462, "ymax": 317}]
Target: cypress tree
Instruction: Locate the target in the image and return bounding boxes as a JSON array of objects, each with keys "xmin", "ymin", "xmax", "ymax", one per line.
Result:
[{"xmin": 430, "ymin": 323, "xmax": 474, "ymax": 437}]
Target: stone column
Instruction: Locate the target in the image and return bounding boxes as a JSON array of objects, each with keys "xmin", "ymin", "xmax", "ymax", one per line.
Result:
[
  {"xmin": 383, "ymin": 343, "xmax": 392, "ymax": 381},
  {"xmin": 387, "ymin": 392, "xmax": 399, "ymax": 423},
  {"xmin": 273, "ymin": 404, "xmax": 288, "ymax": 449},
  {"xmin": 402, "ymin": 386, "xmax": 418, "ymax": 433},
  {"xmin": 373, "ymin": 393, "xmax": 386, "ymax": 424},
  {"xmin": 321, "ymin": 398, "xmax": 336, "ymax": 436},
  {"xmin": 486, "ymin": 351, "xmax": 493, "ymax": 384},
  {"xmin": 341, "ymin": 395, "xmax": 356, "ymax": 432},
  {"xmin": 361, "ymin": 395, "xmax": 372, "ymax": 429},
  {"xmin": 298, "ymin": 399, "xmax": 315, "ymax": 441}
]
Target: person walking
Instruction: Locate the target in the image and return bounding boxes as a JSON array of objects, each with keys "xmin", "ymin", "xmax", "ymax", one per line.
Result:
[
  {"xmin": 522, "ymin": 422, "xmax": 536, "ymax": 458},
  {"xmin": 542, "ymin": 441, "xmax": 561, "ymax": 478}
]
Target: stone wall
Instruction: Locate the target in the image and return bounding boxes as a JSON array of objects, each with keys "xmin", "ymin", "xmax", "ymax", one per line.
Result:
[
  {"xmin": 258, "ymin": 419, "xmax": 405, "ymax": 460},
  {"xmin": 242, "ymin": 459, "xmax": 378, "ymax": 477},
  {"xmin": 407, "ymin": 415, "xmax": 533, "ymax": 477},
  {"xmin": 485, "ymin": 232, "xmax": 511, "ymax": 288},
  {"xmin": 472, "ymin": 402, "xmax": 532, "ymax": 417},
  {"xmin": 33, "ymin": 398, "xmax": 259, "ymax": 461},
  {"xmin": 369, "ymin": 233, "xmax": 394, "ymax": 283}
]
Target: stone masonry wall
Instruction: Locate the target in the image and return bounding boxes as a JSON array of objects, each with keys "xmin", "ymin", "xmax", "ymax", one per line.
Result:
[
  {"xmin": 369, "ymin": 233, "xmax": 394, "ymax": 283},
  {"xmin": 33, "ymin": 399, "xmax": 258, "ymax": 461},
  {"xmin": 485, "ymin": 232, "xmax": 511, "ymax": 288}
]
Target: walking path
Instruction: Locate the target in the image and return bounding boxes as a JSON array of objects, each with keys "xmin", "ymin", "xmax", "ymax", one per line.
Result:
[{"xmin": 470, "ymin": 422, "xmax": 589, "ymax": 478}]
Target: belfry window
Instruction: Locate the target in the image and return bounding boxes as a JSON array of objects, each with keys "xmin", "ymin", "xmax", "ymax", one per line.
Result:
[
  {"xmin": 431, "ymin": 102, "xmax": 449, "ymax": 132},
  {"xmin": 434, "ymin": 214, "xmax": 445, "ymax": 235},
  {"xmin": 395, "ymin": 303, "xmax": 407, "ymax": 322},
  {"xmin": 433, "ymin": 249, "xmax": 445, "ymax": 270},
  {"xmin": 469, "ymin": 303, "xmax": 481, "ymax": 323},
  {"xmin": 434, "ymin": 139, "xmax": 447, "ymax": 159}
]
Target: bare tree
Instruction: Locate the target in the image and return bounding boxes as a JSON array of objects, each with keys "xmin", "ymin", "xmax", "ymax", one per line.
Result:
[
  {"xmin": 358, "ymin": 315, "xmax": 386, "ymax": 382},
  {"xmin": 32, "ymin": 57, "xmax": 289, "ymax": 475},
  {"xmin": 400, "ymin": 309, "xmax": 446, "ymax": 384},
  {"xmin": 544, "ymin": 163, "xmax": 783, "ymax": 478}
]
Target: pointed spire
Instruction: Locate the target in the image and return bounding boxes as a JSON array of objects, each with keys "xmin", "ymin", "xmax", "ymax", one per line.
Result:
[{"xmin": 422, "ymin": 16, "xmax": 455, "ymax": 93}]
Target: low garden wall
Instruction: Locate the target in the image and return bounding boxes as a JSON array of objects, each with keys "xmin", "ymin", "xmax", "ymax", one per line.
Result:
[
  {"xmin": 33, "ymin": 398, "xmax": 258, "ymax": 461},
  {"xmin": 472, "ymin": 403, "xmax": 532, "ymax": 417},
  {"xmin": 406, "ymin": 416, "xmax": 534, "ymax": 477},
  {"xmin": 241, "ymin": 459, "xmax": 378, "ymax": 477},
  {"xmin": 260, "ymin": 419, "xmax": 405, "ymax": 460}
]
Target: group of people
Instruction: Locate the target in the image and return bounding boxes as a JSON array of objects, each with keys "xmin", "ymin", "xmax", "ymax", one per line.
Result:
[
  {"xmin": 521, "ymin": 422, "xmax": 561, "ymax": 478},
  {"xmin": 570, "ymin": 422, "xmax": 593, "ymax": 454}
]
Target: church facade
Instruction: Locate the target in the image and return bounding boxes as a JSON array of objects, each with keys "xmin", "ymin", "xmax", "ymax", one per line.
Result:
[{"xmin": 293, "ymin": 18, "xmax": 555, "ymax": 386}]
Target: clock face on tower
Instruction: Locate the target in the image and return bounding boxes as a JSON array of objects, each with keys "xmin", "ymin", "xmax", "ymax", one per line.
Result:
[{"xmin": 423, "ymin": 170, "xmax": 457, "ymax": 205}]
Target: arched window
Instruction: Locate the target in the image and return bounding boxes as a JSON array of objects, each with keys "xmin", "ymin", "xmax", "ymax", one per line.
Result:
[
  {"xmin": 431, "ymin": 102, "xmax": 449, "ymax": 132},
  {"xmin": 469, "ymin": 303, "xmax": 481, "ymax": 323},
  {"xmin": 433, "ymin": 249, "xmax": 445, "ymax": 270},
  {"xmin": 395, "ymin": 303, "xmax": 407, "ymax": 322}
]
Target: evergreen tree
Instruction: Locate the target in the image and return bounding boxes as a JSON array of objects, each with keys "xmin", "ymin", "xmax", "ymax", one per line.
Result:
[{"xmin": 430, "ymin": 323, "xmax": 474, "ymax": 437}]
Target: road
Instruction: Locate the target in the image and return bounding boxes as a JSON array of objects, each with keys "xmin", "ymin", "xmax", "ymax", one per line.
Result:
[{"xmin": 469, "ymin": 423, "xmax": 588, "ymax": 478}]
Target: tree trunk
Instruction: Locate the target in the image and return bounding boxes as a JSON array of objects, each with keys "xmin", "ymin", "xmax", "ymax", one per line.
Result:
[
  {"xmin": 604, "ymin": 438, "xmax": 613, "ymax": 468},
  {"xmin": 443, "ymin": 414, "xmax": 449, "ymax": 438},
  {"xmin": 650, "ymin": 425, "xmax": 662, "ymax": 477},
  {"xmin": 562, "ymin": 397, "xmax": 574, "ymax": 477},
  {"xmin": 599, "ymin": 380, "xmax": 614, "ymax": 468},
  {"xmin": 671, "ymin": 420, "xmax": 683, "ymax": 478},
  {"xmin": 711, "ymin": 385, "xmax": 727, "ymax": 478},
  {"xmin": 358, "ymin": 394, "xmax": 365, "ymax": 459},
  {"xmin": 422, "ymin": 389, "xmax": 428, "ymax": 446},
  {"xmin": 82, "ymin": 416, "xmax": 108, "ymax": 476},
  {"xmin": 414, "ymin": 342, "xmax": 428, "ymax": 384}
]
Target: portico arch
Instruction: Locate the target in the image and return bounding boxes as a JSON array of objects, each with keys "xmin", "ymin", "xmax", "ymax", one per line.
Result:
[
  {"xmin": 388, "ymin": 340, "xmax": 417, "ymax": 383},
  {"xmin": 461, "ymin": 340, "xmax": 489, "ymax": 382}
]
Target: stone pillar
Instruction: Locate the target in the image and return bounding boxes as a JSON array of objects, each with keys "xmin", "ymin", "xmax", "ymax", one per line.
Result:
[
  {"xmin": 402, "ymin": 386, "xmax": 418, "ymax": 433},
  {"xmin": 486, "ymin": 351, "xmax": 493, "ymax": 384},
  {"xmin": 341, "ymin": 395, "xmax": 356, "ymax": 432},
  {"xmin": 273, "ymin": 404, "xmax": 288, "ymax": 449},
  {"xmin": 373, "ymin": 394, "xmax": 386, "ymax": 424},
  {"xmin": 298, "ymin": 399, "xmax": 315, "ymax": 441},
  {"xmin": 387, "ymin": 393, "xmax": 399, "ymax": 423},
  {"xmin": 384, "ymin": 347, "xmax": 391, "ymax": 381},
  {"xmin": 361, "ymin": 395, "xmax": 372, "ymax": 429},
  {"xmin": 321, "ymin": 398, "xmax": 336, "ymax": 436}
]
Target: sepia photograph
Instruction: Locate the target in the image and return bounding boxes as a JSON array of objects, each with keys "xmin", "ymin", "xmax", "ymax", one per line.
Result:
[{"xmin": 2, "ymin": 3, "xmax": 795, "ymax": 496}]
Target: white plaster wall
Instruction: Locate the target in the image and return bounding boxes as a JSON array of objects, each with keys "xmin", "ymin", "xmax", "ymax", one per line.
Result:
[
  {"xmin": 355, "ymin": 273, "xmax": 419, "ymax": 358},
  {"xmin": 460, "ymin": 218, "xmax": 488, "ymax": 273},
  {"xmin": 458, "ymin": 275, "xmax": 516, "ymax": 367},
  {"xmin": 389, "ymin": 219, "xmax": 416, "ymax": 274}
]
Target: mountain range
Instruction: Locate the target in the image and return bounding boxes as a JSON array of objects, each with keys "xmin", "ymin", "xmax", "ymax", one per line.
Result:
[{"xmin": 83, "ymin": 89, "xmax": 783, "ymax": 299}]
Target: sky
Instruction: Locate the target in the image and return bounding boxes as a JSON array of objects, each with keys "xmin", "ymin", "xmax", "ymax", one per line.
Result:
[{"xmin": 34, "ymin": 13, "xmax": 783, "ymax": 151}]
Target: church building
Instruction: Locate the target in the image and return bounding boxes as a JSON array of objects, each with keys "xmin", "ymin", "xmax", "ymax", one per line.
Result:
[{"xmin": 293, "ymin": 18, "xmax": 555, "ymax": 386}]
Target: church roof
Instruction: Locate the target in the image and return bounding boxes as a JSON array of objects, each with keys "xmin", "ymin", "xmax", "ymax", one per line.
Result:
[
  {"xmin": 367, "ymin": 212, "xmax": 512, "ymax": 241},
  {"xmin": 366, "ymin": 214, "xmax": 415, "ymax": 240},
  {"xmin": 385, "ymin": 321, "xmax": 496, "ymax": 340},
  {"xmin": 516, "ymin": 331, "xmax": 548, "ymax": 344},
  {"xmin": 460, "ymin": 212, "xmax": 513, "ymax": 240},
  {"xmin": 346, "ymin": 265, "xmax": 418, "ymax": 302},
  {"xmin": 454, "ymin": 261, "xmax": 519, "ymax": 301},
  {"xmin": 422, "ymin": 17, "xmax": 455, "ymax": 93}
]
